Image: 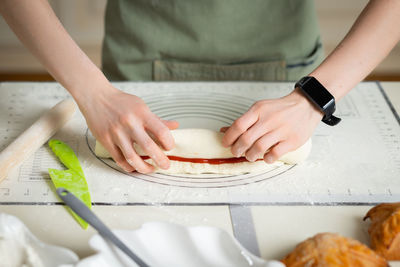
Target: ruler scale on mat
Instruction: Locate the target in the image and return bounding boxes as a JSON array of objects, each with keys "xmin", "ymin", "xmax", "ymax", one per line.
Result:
[{"xmin": 0, "ymin": 82, "xmax": 399, "ymax": 205}]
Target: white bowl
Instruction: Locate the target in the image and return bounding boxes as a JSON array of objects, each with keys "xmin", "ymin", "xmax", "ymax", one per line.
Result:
[{"xmin": 77, "ymin": 222, "xmax": 284, "ymax": 267}]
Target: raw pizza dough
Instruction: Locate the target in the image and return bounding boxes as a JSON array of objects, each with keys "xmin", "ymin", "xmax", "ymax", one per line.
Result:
[{"xmin": 95, "ymin": 128, "xmax": 311, "ymax": 174}]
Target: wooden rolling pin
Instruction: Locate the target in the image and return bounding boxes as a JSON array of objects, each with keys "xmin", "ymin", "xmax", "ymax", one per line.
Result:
[{"xmin": 0, "ymin": 98, "xmax": 77, "ymax": 183}]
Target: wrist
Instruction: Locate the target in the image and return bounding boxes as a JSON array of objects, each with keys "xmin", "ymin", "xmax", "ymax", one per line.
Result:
[
  {"xmin": 289, "ymin": 88, "xmax": 324, "ymax": 121},
  {"xmin": 295, "ymin": 76, "xmax": 342, "ymax": 126},
  {"xmin": 69, "ymin": 77, "xmax": 118, "ymax": 115},
  {"xmin": 67, "ymin": 71, "xmax": 115, "ymax": 105},
  {"xmin": 308, "ymin": 69, "xmax": 346, "ymax": 101}
]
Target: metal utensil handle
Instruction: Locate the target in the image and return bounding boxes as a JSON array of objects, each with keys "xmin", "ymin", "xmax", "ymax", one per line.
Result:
[{"xmin": 56, "ymin": 188, "xmax": 149, "ymax": 267}]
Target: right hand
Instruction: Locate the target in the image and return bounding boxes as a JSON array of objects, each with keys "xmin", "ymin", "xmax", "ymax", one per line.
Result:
[{"xmin": 79, "ymin": 84, "xmax": 178, "ymax": 174}]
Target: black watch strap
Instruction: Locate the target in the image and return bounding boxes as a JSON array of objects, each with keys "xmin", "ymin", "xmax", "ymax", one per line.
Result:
[
  {"xmin": 323, "ymin": 114, "xmax": 341, "ymax": 126},
  {"xmin": 295, "ymin": 76, "xmax": 341, "ymax": 126}
]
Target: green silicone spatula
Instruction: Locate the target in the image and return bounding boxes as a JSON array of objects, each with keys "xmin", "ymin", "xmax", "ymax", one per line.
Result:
[{"xmin": 48, "ymin": 139, "xmax": 91, "ymax": 229}]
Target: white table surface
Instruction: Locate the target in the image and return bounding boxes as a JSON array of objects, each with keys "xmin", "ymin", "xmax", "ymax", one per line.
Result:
[{"xmin": 0, "ymin": 82, "xmax": 399, "ymax": 262}]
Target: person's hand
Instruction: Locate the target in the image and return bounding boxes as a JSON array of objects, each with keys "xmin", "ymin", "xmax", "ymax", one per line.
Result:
[
  {"xmin": 79, "ymin": 84, "xmax": 178, "ymax": 174},
  {"xmin": 221, "ymin": 89, "xmax": 323, "ymax": 163}
]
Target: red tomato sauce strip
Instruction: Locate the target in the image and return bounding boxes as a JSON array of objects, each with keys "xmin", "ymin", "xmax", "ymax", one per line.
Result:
[{"xmin": 140, "ymin": 155, "xmax": 263, "ymax": 164}]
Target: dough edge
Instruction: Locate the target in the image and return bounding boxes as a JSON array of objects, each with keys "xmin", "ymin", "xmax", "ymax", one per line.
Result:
[{"xmin": 145, "ymin": 158, "xmax": 284, "ymax": 175}]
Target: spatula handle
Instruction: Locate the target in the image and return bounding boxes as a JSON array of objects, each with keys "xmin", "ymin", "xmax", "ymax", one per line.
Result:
[{"xmin": 56, "ymin": 188, "xmax": 149, "ymax": 267}]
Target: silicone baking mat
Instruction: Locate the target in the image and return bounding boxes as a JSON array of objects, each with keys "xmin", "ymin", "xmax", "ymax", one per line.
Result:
[{"xmin": 0, "ymin": 82, "xmax": 399, "ymax": 205}]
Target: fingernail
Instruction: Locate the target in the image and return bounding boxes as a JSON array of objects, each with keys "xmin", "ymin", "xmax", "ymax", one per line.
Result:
[
  {"xmin": 235, "ymin": 148, "xmax": 245, "ymax": 157},
  {"xmin": 246, "ymin": 155, "xmax": 256, "ymax": 162},
  {"xmin": 265, "ymin": 155, "xmax": 274, "ymax": 164},
  {"xmin": 159, "ymin": 158, "xmax": 170, "ymax": 169},
  {"xmin": 221, "ymin": 140, "xmax": 228, "ymax": 147},
  {"xmin": 151, "ymin": 154, "xmax": 168, "ymax": 169},
  {"xmin": 122, "ymin": 164, "xmax": 132, "ymax": 172},
  {"xmin": 150, "ymin": 154, "xmax": 157, "ymax": 161},
  {"xmin": 160, "ymin": 161, "xmax": 169, "ymax": 169}
]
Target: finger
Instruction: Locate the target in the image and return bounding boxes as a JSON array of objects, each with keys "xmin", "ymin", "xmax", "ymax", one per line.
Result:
[
  {"xmin": 245, "ymin": 131, "xmax": 280, "ymax": 162},
  {"xmin": 162, "ymin": 119, "xmax": 179, "ymax": 130},
  {"xmin": 219, "ymin": 126, "xmax": 229, "ymax": 133},
  {"xmin": 264, "ymin": 140, "xmax": 293, "ymax": 164},
  {"xmin": 222, "ymin": 111, "xmax": 258, "ymax": 147},
  {"xmin": 114, "ymin": 133, "xmax": 155, "ymax": 174},
  {"xmin": 231, "ymin": 122, "xmax": 269, "ymax": 158},
  {"xmin": 133, "ymin": 128, "xmax": 170, "ymax": 170},
  {"xmin": 146, "ymin": 117, "xmax": 175, "ymax": 151},
  {"xmin": 102, "ymin": 141, "xmax": 135, "ymax": 173}
]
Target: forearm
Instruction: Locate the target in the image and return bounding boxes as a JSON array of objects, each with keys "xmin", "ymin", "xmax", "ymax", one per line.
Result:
[
  {"xmin": 310, "ymin": 0, "xmax": 400, "ymax": 100},
  {"xmin": 0, "ymin": 0, "xmax": 179, "ymax": 173},
  {"xmin": 0, "ymin": 0, "xmax": 111, "ymax": 104}
]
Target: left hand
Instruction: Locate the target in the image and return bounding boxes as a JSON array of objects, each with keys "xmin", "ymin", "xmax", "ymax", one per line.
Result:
[{"xmin": 221, "ymin": 89, "xmax": 323, "ymax": 163}]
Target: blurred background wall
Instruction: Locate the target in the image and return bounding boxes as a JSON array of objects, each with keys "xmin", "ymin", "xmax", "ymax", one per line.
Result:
[{"xmin": 0, "ymin": 0, "xmax": 399, "ymax": 80}]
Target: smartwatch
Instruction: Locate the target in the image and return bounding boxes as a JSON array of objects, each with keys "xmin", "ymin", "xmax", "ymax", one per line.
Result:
[{"xmin": 295, "ymin": 76, "xmax": 341, "ymax": 126}]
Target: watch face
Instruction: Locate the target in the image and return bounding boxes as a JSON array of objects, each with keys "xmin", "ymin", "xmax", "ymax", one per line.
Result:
[{"xmin": 302, "ymin": 77, "xmax": 334, "ymax": 109}]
